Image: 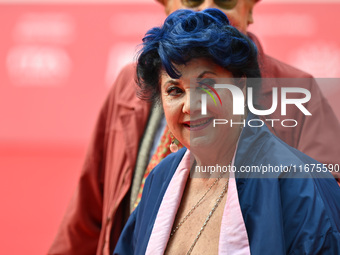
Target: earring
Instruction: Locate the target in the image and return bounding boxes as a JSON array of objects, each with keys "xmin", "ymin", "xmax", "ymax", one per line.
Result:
[{"xmin": 170, "ymin": 133, "xmax": 179, "ymax": 153}]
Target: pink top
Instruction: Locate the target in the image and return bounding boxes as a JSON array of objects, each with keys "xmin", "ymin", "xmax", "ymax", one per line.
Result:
[{"xmin": 145, "ymin": 150, "xmax": 251, "ymax": 255}]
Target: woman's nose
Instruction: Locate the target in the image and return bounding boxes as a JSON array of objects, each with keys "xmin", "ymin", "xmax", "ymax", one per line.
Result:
[
  {"xmin": 182, "ymin": 90, "xmax": 202, "ymax": 115},
  {"xmin": 182, "ymin": 94, "xmax": 191, "ymax": 114}
]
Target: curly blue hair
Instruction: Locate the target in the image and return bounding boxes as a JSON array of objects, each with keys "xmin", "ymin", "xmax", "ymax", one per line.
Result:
[{"xmin": 136, "ymin": 8, "xmax": 260, "ymax": 102}]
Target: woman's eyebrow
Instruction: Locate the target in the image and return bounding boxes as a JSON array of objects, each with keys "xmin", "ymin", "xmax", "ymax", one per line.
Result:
[
  {"xmin": 198, "ymin": 71, "xmax": 217, "ymax": 78},
  {"xmin": 163, "ymin": 79, "xmax": 180, "ymax": 86}
]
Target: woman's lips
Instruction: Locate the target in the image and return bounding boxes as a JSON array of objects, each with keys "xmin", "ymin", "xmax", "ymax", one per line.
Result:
[{"xmin": 182, "ymin": 117, "xmax": 213, "ymax": 131}]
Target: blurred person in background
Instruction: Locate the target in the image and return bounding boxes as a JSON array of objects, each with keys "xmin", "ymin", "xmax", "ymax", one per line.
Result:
[{"xmin": 48, "ymin": 1, "xmax": 340, "ymax": 255}]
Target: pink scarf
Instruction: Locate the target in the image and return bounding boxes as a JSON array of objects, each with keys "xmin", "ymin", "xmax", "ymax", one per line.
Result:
[{"xmin": 146, "ymin": 150, "xmax": 250, "ymax": 255}]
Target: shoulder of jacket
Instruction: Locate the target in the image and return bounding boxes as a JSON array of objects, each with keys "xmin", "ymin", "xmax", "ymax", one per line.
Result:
[
  {"xmin": 147, "ymin": 148, "xmax": 187, "ymax": 181},
  {"xmin": 262, "ymin": 55, "xmax": 313, "ymax": 79}
]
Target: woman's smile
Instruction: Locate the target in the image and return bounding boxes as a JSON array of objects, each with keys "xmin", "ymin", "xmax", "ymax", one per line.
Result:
[{"xmin": 182, "ymin": 117, "xmax": 214, "ymax": 131}]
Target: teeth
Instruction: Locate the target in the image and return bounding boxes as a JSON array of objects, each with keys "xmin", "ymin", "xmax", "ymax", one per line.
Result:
[{"xmin": 190, "ymin": 118, "xmax": 211, "ymax": 128}]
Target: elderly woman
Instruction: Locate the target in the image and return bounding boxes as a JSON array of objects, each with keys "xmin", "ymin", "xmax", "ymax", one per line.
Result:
[{"xmin": 114, "ymin": 9, "xmax": 340, "ymax": 255}]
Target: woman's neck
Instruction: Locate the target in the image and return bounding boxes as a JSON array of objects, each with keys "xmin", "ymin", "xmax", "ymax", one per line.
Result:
[{"xmin": 190, "ymin": 142, "xmax": 236, "ymax": 179}]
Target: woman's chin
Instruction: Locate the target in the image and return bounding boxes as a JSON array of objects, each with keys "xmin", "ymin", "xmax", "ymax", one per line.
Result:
[{"xmin": 190, "ymin": 137, "xmax": 217, "ymax": 154}]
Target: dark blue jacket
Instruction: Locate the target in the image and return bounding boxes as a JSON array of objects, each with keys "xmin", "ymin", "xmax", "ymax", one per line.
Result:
[{"xmin": 114, "ymin": 119, "xmax": 340, "ymax": 255}]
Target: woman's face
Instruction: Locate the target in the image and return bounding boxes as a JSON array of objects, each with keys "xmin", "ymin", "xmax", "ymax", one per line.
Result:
[{"xmin": 160, "ymin": 58, "xmax": 245, "ymax": 153}]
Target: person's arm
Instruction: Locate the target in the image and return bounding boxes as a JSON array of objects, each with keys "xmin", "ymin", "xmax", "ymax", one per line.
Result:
[
  {"xmin": 297, "ymin": 79, "xmax": 340, "ymax": 182},
  {"xmin": 47, "ymin": 88, "xmax": 109, "ymax": 255},
  {"xmin": 257, "ymin": 47, "xmax": 340, "ymax": 182},
  {"xmin": 48, "ymin": 64, "xmax": 136, "ymax": 255},
  {"xmin": 281, "ymin": 177, "xmax": 340, "ymax": 254}
]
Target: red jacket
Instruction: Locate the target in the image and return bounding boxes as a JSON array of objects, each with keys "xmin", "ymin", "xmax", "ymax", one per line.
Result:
[{"xmin": 48, "ymin": 34, "xmax": 340, "ymax": 255}]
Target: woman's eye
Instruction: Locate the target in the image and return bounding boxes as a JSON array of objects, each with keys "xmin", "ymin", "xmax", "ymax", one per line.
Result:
[
  {"xmin": 166, "ymin": 87, "xmax": 183, "ymax": 96},
  {"xmin": 198, "ymin": 79, "xmax": 216, "ymax": 90}
]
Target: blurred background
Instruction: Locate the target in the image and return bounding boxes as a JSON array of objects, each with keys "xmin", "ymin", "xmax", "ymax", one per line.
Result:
[{"xmin": 0, "ymin": 0, "xmax": 339, "ymax": 254}]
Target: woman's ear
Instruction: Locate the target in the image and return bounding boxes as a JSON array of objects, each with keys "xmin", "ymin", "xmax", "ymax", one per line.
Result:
[
  {"xmin": 235, "ymin": 76, "xmax": 247, "ymax": 91},
  {"xmin": 241, "ymin": 77, "xmax": 247, "ymax": 94},
  {"xmin": 237, "ymin": 77, "xmax": 247, "ymax": 108}
]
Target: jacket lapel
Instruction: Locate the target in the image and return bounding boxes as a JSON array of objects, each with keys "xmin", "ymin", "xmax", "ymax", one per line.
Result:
[
  {"xmin": 106, "ymin": 97, "xmax": 151, "ymax": 219},
  {"xmin": 235, "ymin": 118, "xmax": 286, "ymax": 255}
]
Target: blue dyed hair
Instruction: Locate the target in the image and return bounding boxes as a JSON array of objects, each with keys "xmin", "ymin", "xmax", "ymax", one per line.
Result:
[{"xmin": 136, "ymin": 8, "xmax": 261, "ymax": 102}]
